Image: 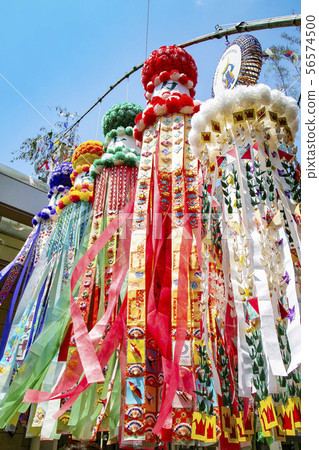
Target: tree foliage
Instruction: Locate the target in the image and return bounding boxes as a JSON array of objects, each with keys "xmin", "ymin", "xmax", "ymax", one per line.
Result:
[
  {"xmin": 12, "ymin": 106, "xmax": 80, "ymax": 182},
  {"xmin": 263, "ymin": 31, "xmax": 301, "ymax": 102}
]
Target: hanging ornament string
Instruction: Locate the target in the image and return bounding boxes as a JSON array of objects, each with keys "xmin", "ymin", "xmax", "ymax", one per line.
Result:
[
  {"xmin": 145, "ymin": 0, "xmax": 150, "ymax": 60},
  {"xmin": 95, "ymin": 100, "xmax": 102, "ymax": 140},
  {"xmin": 126, "ymin": 76, "xmax": 129, "ymax": 102}
]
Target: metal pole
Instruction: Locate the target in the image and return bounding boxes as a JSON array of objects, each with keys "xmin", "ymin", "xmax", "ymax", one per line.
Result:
[{"xmin": 59, "ymin": 13, "xmax": 301, "ymax": 140}]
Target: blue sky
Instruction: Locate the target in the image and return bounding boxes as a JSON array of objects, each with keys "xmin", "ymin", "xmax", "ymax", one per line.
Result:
[{"xmin": 0, "ymin": 0, "xmax": 301, "ymax": 178}]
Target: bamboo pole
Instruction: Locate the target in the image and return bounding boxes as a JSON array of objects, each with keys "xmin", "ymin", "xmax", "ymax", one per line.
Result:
[
  {"xmin": 178, "ymin": 14, "xmax": 301, "ymax": 48},
  {"xmin": 59, "ymin": 14, "xmax": 301, "ymax": 140}
]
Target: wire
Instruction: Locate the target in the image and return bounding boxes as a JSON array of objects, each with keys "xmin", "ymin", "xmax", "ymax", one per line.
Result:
[
  {"xmin": 0, "ymin": 72, "xmax": 58, "ymax": 131},
  {"xmin": 145, "ymin": 0, "xmax": 150, "ymax": 60}
]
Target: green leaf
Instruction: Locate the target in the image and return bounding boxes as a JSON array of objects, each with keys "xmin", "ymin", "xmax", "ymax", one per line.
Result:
[
  {"xmin": 253, "ymin": 329, "xmax": 260, "ymax": 340},
  {"xmin": 268, "ymin": 193, "xmax": 275, "ymax": 201},
  {"xmin": 222, "ymin": 189, "xmax": 229, "ymax": 198},
  {"xmin": 283, "ymin": 354, "xmax": 291, "ymax": 366},
  {"xmin": 221, "ymin": 381, "xmax": 228, "ymax": 393},
  {"xmin": 220, "ymin": 355, "xmax": 229, "ymax": 366},
  {"xmin": 218, "ymin": 345, "xmax": 224, "ymax": 356},
  {"xmin": 272, "ymin": 393, "xmax": 280, "ymax": 403},
  {"xmin": 280, "ymin": 392, "xmax": 288, "ymax": 404},
  {"xmin": 260, "ymin": 369, "xmax": 266, "ymax": 382},
  {"xmin": 253, "ymin": 377, "xmax": 260, "ymax": 390},
  {"xmin": 221, "ymin": 367, "xmax": 230, "ymax": 379},
  {"xmin": 292, "ymin": 370, "xmax": 301, "ymax": 384},
  {"xmin": 193, "ymin": 390, "xmax": 205, "ymax": 397},
  {"xmin": 221, "ymin": 180, "xmax": 228, "ymax": 188},
  {"xmin": 223, "ymin": 392, "xmax": 231, "ymax": 405},
  {"xmin": 256, "ymin": 339, "xmax": 263, "ymax": 354},
  {"xmin": 246, "ymin": 172, "xmax": 254, "ymax": 180},
  {"xmin": 245, "ymin": 335, "xmax": 254, "ymax": 347},
  {"xmin": 249, "ymin": 348, "xmax": 256, "ymax": 360},
  {"xmin": 266, "ymin": 176, "xmax": 273, "ymax": 185},
  {"xmin": 198, "ymin": 344, "xmax": 204, "ymax": 355},
  {"xmin": 198, "ymin": 371, "xmax": 204, "ymax": 383},
  {"xmin": 278, "ymin": 376, "xmax": 286, "ymax": 388},
  {"xmin": 199, "ymin": 399, "xmax": 206, "ymax": 412},
  {"xmin": 262, "ymin": 385, "xmax": 269, "ymax": 398},
  {"xmin": 252, "ymin": 362, "xmax": 259, "ymax": 375},
  {"xmin": 257, "ymin": 355, "xmax": 264, "ymax": 367},
  {"xmin": 288, "ymin": 383, "xmax": 296, "ymax": 397}
]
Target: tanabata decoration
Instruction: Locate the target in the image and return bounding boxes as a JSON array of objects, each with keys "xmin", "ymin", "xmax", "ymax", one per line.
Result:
[
  {"xmin": 16, "ymin": 45, "xmax": 210, "ymax": 446},
  {"xmin": 50, "ymin": 102, "xmax": 143, "ymax": 440},
  {"xmin": 0, "ymin": 105, "xmax": 143, "ymax": 440},
  {"xmin": 0, "ymin": 46, "xmax": 302, "ymax": 448},
  {"xmin": 0, "ymin": 162, "xmax": 73, "ymax": 399},
  {"xmin": 0, "ymin": 162, "xmax": 73, "ymax": 307},
  {"xmin": 212, "ymin": 34, "xmax": 263, "ymax": 97},
  {"xmin": 125, "ymin": 45, "xmax": 208, "ymax": 445},
  {"xmin": 189, "ymin": 82, "xmax": 301, "ymax": 446},
  {"xmin": 61, "ymin": 102, "xmax": 143, "ymax": 360},
  {"xmin": 0, "ymin": 142, "xmax": 103, "ymax": 431}
]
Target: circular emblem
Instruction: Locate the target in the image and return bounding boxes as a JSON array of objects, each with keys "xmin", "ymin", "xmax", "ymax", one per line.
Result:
[{"xmin": 212, "ymin": 34, "xmax": 263, "ymax": 97}]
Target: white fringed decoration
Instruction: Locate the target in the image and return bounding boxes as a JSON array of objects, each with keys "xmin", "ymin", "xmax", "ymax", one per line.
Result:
[{"xmin": 191, "ymin": 83, "xmax": 301, "ymax": 408}]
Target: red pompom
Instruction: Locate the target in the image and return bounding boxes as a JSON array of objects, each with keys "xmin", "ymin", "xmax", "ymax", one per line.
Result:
[
  {"xmin": 160, "ymin": 71, "xmax": 170, "ymax": 82},
  {"xmin": 146, "ymin": 83, "xmax": 154, "ymax": 93},
  {"xmin": 152, "ymin": 96, "xmax": 166, "ymax": 107},
  {"xmin": 180, "ymin": 94, "xmax": 193, "ymax": 107},
  {"xmin": 134, "ymin": 129, "xmax": 143, "ymax": 143},
  {"xmin": 178, "ymin": 74, "xmax": 188, "ymax": 85},
  {"xmin": 135, "ymin": 112, "xmax": 143, "ymax": 125},
  {"xmin": 143, "ymin": 107, "xmax": 157, "ymax": 126},
  {"xmin": 166, "ymin": 96, "xmax": 181, "ymax": 114},
  {"xmin": 141, "ymin": 45, "xmax": 198, "ymax": 91}
]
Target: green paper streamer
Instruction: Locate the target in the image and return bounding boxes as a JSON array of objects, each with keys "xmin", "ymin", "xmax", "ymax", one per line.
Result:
[{"xmin": 0, "ymin": 202, "xmax": 92, "ymax": 428}]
